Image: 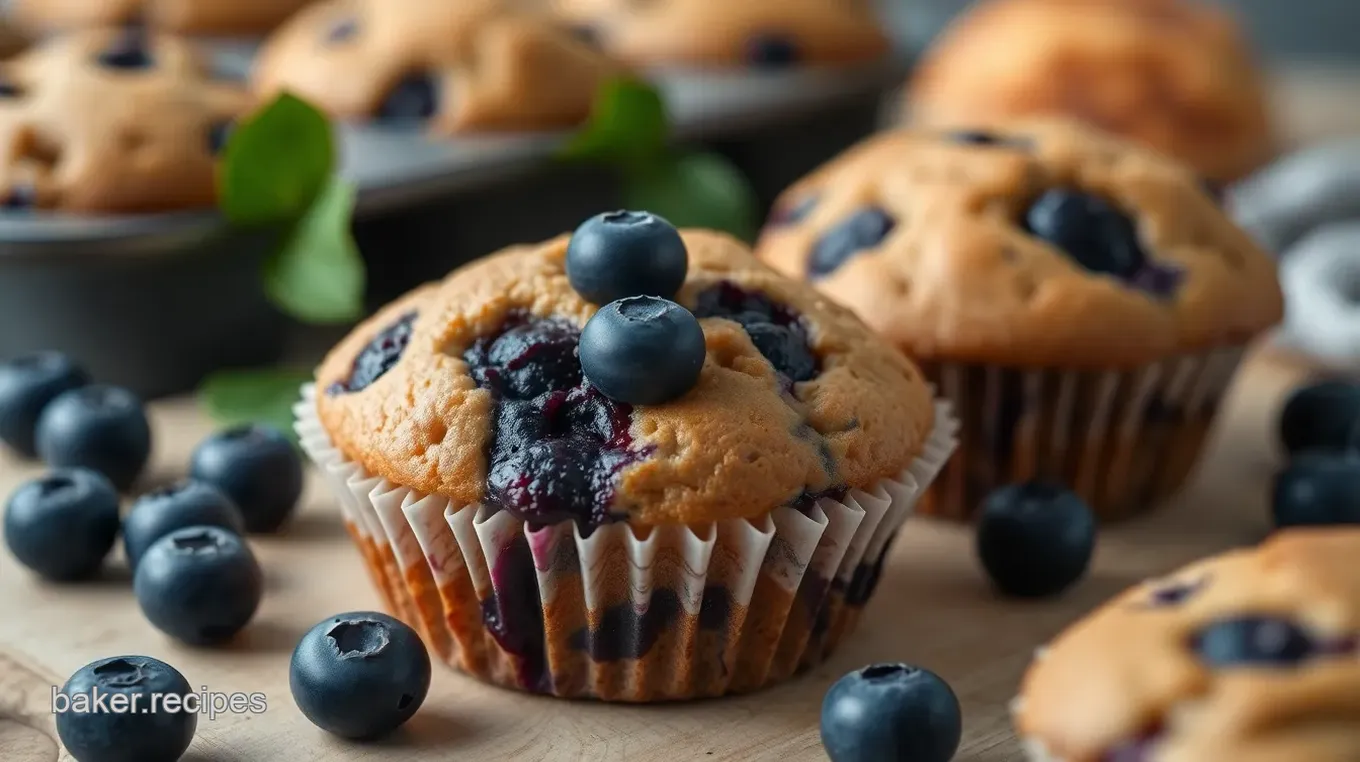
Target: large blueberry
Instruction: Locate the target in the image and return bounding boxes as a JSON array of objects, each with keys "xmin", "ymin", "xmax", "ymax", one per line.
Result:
[
  {"xmin": 745, "ymin": 33, "xmax": 800, "ymax": 68},
  {"xmin": 820, "ymin": 663, "xmax": 962, "ymax": 762},
  {"xmin": 4, "ymin": 468, "xmax": 120, "ymax": 581},
  {"xmin": 290, "ymin": 611, "xmax": 432, "ymax": 740},
  {"xmin": 976, "ymin": 482, "xmax": 1096, "ymax": 598},
  {"xmin": 566, "ymin": 211, "xmax": 689, "ymax": 305},
  {"xmin": 189, "ymin": 424, "xmax": 303, "ymax": 533},
  {"xmin": 55, "ymin": 655, "xmax": 196, "ymax": 762},
  {"xmin": 377, "ymin": 73, "xmax": 440, "ymax": 121},
  {"xmin": 0, "ymin": 352, "xmax": 90, "ymax": 457},
  {"xmin": 1024, "ymin": 189, "xmax": 1146, "ymax": 279},
  {"xmin": 123, "ymin": 481, "xmax": 244, "ymax": 570},
  {"xmin": 808, "ymin": 207, "xmax": 895, "ymax": 278},
  {"xmin": 134, "ymin": 526, "xmax": 263, "ymax": 646},
  {"xmin": 1271, "ymin": 452, "xmax": 1360, "ymax": 528},
  {"xmin": 580, "ymin": 296, "xmax": 706, "ymax": 405},
  {"xmin": 35, "ymin": 386, "xmax": 151, "ymax": 492},
  {"xmin": 1278, "ymin": 381, "xmax": 1360, "ymax": 457},
  {"xmin": 1192, "ymin": 617, "xmax": 1319, "ymax": 667},
  {"xmin": 332, "ymin": 312, "xmax": 417, "ymax": 394}
]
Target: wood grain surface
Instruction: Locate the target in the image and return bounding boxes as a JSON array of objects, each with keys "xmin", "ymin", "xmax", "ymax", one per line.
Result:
[{"xmin": 0, "ymin": 344, "xmax": 1324, "ymax": 762}]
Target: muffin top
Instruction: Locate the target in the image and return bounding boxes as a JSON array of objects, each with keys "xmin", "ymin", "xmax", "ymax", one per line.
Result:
[
  {"xmin": 549, "ymin": 0, "xmax": 889, "ymax": 69},
  {"xmin": 315, "ymin": 224, "xmax": 935, "ymax": 527},
  {"xmin": 11, "ymin": 0, "xmax": 311, "ymax": 35},
  {"xmin": 252, "ymin": 0, "xmax": 622, "ymax": 134},
  {"xmin": 906, "ymin": 0, "xmax": 1274, "ymax": 184},
  {"xmin": 755, "ymin": 119, "xmax": 1282, "ymax": 368},
  {"xmin": 0, "ymin": 28, "xmax": 246, "ymax": 213},
  {"xmin": 1015, "ymin": 529, "xmax": 1360, "ymax": 762}
]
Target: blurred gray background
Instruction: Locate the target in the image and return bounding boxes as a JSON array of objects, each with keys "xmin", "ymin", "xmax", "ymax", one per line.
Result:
[{"xmin": 878, "ymin": 0, "xmax": 1360, "ymax": 64}]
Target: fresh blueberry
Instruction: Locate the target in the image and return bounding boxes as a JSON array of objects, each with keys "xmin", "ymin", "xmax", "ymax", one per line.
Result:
[
  {"xmin": 1271, "ymin": 452, "xmax": 1360, "ymax": 528},
  {"xmin": 808, "ymin": 207, "xmax": 895, "ymax": 278},
  {"xmin": 0, "ymin": 352, "xmax": 90, "ymax": 457},
  {"xmin": 206, "ymin": 120, "xmax": 233, "ymax": 155},
  {"xmin": 190, "ymin": 424, "xmax": 303, "ymax": 533},
  {"xmin": 290, "ymin": 611, "xmax": 432, "ymax": 740},
  {"xmin": 35, "ymin": 385, "xmax": 151, "ymax": 492},
  {"xmin": 1278, "ymin": 381, "xmax": 1360, "ymax": 456},
  {"xmin": 566, "ymin": 211, "xmax": 689, "ymax": 305},
  {"xmin": 976, "ymin": 482, "xmax": 1096, "ymax": 598},
  {"xmin": 1192, "ymin": 616, "xmax": 1319, "ymax": 667},
  {"xmin": 745, "ymin": 33, "xmax": 801, "ymax": 68},
  {"xmin": 377, "ymin": 73, "xmax": 440, "ymax": 121},
  {"xmin": 97, "ymin": 30, "xmax": 155, "ymax": 70},
  {"xmin": 580, "ymin": 296, "xmax": 706, "ymax": 405},
  {"xmin": 134, "ymin": 526, "xmax": 262, "ymax": 645},
  {"xmin": 123, "ymin": 481, "xmax": 244, "ymax": 570},
  {"xmin": 330, "ymin": 312, "xmax": 417, "ymax": 394},
  {"xmin": 820, "ymin": 663, "xmax": 962, "ymax": 762},
  {"xmin": 4, "ymin": 469, "xmax": 119, "ymax": 581},
  {"xmin": 1024, "ymin": 189, "xmax": 1146, "ymax": 279},
  {"xmin": 55, "ymin": 655, "xmax": 196, "ymax": 762}
]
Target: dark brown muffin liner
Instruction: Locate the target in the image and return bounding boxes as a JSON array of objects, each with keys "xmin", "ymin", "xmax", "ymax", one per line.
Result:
[
  {"xmin": 917, "ymin": 347, "xmax": 1246, "ymax": 522},
  {"xmin": 295, "ymin": 385, "xmax": 958, "ymax": 701}
]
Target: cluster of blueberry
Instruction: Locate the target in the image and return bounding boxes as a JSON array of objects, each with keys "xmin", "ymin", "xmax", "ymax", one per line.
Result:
[{"xmin": 1273, "ymin": 380, "xmax": 1360, "ymax": 527}]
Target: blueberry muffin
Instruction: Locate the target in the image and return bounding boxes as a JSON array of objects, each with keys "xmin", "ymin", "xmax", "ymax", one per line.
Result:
[
  {"xmin": 295, "ymin": 212, "xmax": 957, "ymax": 700},
  {"xmin": 0, "ymin": 28, "xmax": 247, "ymax": 212},
  {"xmin": 11, "ymin": 0, "xmax": 311, "ymax": 36},
  {"xmin": 907, "ymin": 0, "xmax": 1274, "ymax": 184},
  {"xmin": 1015, "ymin": 529, "xmax": 1360, "ymax": 762},
  {"xmin": 549, "ymin": 0, "xmax": 890, "ymax": 69},
  {"xmin": 252, "ymin": 0, "xmax": 623, "ymax": 134},
  {"xmin": 756, "ymin": 119, "xmax": 1282, "ymax": 521}
]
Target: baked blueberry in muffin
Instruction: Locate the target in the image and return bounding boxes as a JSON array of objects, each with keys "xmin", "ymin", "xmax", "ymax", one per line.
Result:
[
  {"xmin": 757, "ymin": 119, "xmax": 1281, "ymax": 521},
  {"xmin": 298, "ymin": 212, "xmax": 956, "ymax": 700}
]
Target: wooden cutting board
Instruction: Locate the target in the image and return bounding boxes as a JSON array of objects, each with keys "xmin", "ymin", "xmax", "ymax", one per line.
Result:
[{"xmin": 0, "ymin": 344, "xmax": 1320, "ymax": 762}]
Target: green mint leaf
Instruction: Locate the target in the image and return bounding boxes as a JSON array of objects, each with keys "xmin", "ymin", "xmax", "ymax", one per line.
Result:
[
  {"xmin": 559, "ymin": 77, "xmax": 668, "ymax": 168},
  {"xmin": 219, "ymin": 92, "xmax": 335, "ymax": 226},
  {"xmin": 622, "ymin": 152, "xmax": 760, "ymax": 242},
  {"xmin": 198, "ymin": 367, "xmax": 314, "ymax": 442},
  {"xmin": 263, "ymin": 178, "xmax": 366, "ymax": 324}
]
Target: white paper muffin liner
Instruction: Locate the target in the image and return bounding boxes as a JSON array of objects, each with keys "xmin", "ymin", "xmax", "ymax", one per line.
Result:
[
  {"xmin": 295, "ymin": 384, "xmax": 958, "ymax": 701},
  {"xmin": 919, "ymin": 345, "xmax": 1245, "ymax": 522}
]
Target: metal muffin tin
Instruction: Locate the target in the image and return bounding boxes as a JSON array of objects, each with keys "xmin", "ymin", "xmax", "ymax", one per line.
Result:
[{"xmin": 0, "ymin": 37, "xmax": 910, "ymax": 397}]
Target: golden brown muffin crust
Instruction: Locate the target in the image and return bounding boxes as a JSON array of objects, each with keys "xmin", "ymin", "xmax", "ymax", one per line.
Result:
[
  {"xmin": 315, "ymin": 230, "xmax": 935, "ymax": 526},
  {"xmin": 906, "ymin": 0, "xmax": 1274, "ymax": 183},
  {"xmin": 0, "ymin": 29, "xmax": 247, "ymax": 213},
  {"xmin": 1015, "ymin": 529, "xmax": 1360, "ymax": 762},
  {"xmin": 549, "ymin": 0, "xmax": 889, "ymax": 68},
  {"xmin": 11, "ymin": 0, "xmax": 311, "ymax": 35},
  {"xmin": 252, "ymin": 0, "xmax": 623, "ymax": 134},
  {"xmin": 755, "ymin": 119, "xmax": 1282, "ymax": 368}
]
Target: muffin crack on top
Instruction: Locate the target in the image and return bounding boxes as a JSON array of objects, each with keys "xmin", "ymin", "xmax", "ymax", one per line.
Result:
[{"xmin": 316, "ymin": 229, "xmax": 934, "ymax": 527}]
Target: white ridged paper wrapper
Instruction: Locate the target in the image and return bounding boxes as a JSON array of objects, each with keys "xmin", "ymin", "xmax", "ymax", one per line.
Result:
[
  {"xmin": 295, "ymin": 384, "xmax": 958, "ymax": 701},
  {"xmin": 922, "ymin": 346, "xmax": 1245, "ymax": 522}
]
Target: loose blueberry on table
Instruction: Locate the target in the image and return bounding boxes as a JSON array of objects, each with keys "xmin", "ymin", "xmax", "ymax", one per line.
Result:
[
  {"xmin": 0, "ymin": 351, "xmax": 89, "ymax": 458},
  {"xmin": 976, "ymin": 482, "xmax": 1096, "ymax": 598},
  {"xmin": 189, "ymin": 424, "xmax": 303, "ymax": 533},
  {"xmin": 1277, "ymin": 381, "xmax": 1360, "ymax": 457},
  {"xmin": 820, "ymin": 663, "xmax": 962, "ymax": 762},
  {"xmin": 4, "ymin": 468, "xmax": 120, "ymax": 581},
  {"xmin": 35, "ymin": 385, "xmax": 152, "ymax": 492},
  {"xmin": 1271, "ymin": 451, "xmax": 1360, "ymax": 528},
  {"xmin": 133, "ymin": 525, "xmax": 263, "ymax": 645},
  {"xmin": 290, "ymin": 611, "xmax": 431, "ymax": 740},
  {"xmin": 123, "ymin": 480, "xmax": 245, "ymax": 570},
  {"xmin": 565, "ymin": 210, "xmax": 689, "ymax": 305},
  {"xmin": 55, "ymin": 655, "xmax": 197, "ymax": 762}
]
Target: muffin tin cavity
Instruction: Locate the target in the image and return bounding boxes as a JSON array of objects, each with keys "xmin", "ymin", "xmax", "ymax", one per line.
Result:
[
  {"xmin": 807, "ymin": 206, "xmax": 895, "ymax": 278},
  {"xmin": 463, "ymin": 314, "xmax": 645, "ymax": 527},
  {"xmin": 329, "ymin": 311, "xmax": 417, "ymax": 394},
  {"xmin": 692, "ymin": 282, "xmax": 819, "ymax": 384}
]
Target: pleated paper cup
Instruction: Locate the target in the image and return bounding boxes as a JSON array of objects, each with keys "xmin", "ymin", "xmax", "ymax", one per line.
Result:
[
  {"xmin": 918, "ymin": 346, "xmax": 1246, "ymax": 522},
  {"xmin": 295, "ymin": 385, "xmax": 958, "ymax": 701}
]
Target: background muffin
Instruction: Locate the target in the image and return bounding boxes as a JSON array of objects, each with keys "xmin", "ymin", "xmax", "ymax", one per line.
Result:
[
  {"xmin": 296, "ymin": 216, "xmax": 956, "ymax": 700},
  {"xmin": 756, "ymin": 119, "xmax": 1281, "ymax": 521},
  {"xmin": 906, "ymin": 0, "xmax": 1275, "ymax": 184},
  {"xmin": 11, "ymin": 0, "xmax": 311, "ymax": 36}
]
